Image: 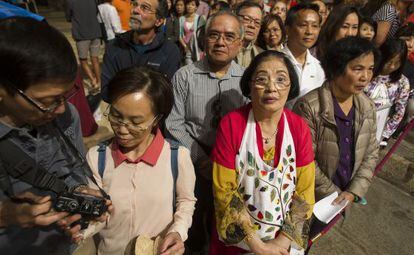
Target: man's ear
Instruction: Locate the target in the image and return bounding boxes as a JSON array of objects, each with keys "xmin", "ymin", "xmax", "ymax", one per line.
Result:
[{"xmin": 155, "ymin": 18, "xmax": 165, "ymax": 28}]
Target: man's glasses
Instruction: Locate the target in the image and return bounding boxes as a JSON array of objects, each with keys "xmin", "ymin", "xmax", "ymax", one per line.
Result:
[
  {"xmin": 206, "ymin": 32, "xmax": 240, "ymax": 44},
  {"xmin": 210, "ymin": 80, "xmax": 223, "ymax": 129},
  {"xmin": 131, "ymin": 1, "xmax": 157, "ymax": 14},
  {"xmin": 105, "ymin": 107, "xmax": 159, "ymax": 135},
  {"xmin": 238, "ymin": 14, "xmax": 261, "ymax": 28},
  {"xmin": 9, "ymin": 83, "xmax": 79, "ymax": 113}
]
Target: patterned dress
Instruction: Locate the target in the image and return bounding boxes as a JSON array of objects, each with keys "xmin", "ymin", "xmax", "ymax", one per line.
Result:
[
  {"xmin": 210, "ymin": 104, "xmax": 315, "ymax": 254},
  {"xmin": 364, "ymin": 74, "xmax": 410, "ymax": 139}
]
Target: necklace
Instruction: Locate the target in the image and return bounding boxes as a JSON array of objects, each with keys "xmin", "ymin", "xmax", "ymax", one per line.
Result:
[{"xmin": 262, "ymin": 128, "xmax": 278, "ymax": 144}]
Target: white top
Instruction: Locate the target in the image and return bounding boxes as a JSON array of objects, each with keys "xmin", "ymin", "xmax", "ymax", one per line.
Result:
[
  {"xmin": 98, "ymin": 3, "xmax": 125, "ymax": 40},
  {"xmin": 281, "ymin": 46, "xmax": 325, "ymax": 108}
]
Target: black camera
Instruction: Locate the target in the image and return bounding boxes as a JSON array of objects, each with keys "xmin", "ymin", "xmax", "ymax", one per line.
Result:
[{"xmin": 54, "ymin": 192, "xmax": 108, "ymax": 218}]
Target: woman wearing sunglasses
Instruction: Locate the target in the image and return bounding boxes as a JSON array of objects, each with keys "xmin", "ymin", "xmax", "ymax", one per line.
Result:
[
  {"xmin": 210, "ymin": 51, "xmax": 315, "ymax": 255},
  {"xmin": 83, "ymin": 66, "xmax": 196, "ymax": 255}
]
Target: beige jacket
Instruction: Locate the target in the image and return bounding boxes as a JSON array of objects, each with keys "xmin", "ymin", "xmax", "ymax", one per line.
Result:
[{"xmin": 293, "ymin": 83, "xmax": 379, "ymax": 201}]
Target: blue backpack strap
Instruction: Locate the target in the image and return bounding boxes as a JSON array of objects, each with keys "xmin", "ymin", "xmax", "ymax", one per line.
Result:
[
  {"xmin": 97, "ymin": 142, "xmax": 108, "ymax": 178},
  {"xmin": 166, "ymin": 139, "xmax": 180, "ymax": 212}
]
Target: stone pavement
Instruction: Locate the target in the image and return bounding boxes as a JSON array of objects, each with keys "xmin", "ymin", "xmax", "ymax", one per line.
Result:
[{"xmin": 37, "ymin": 7, "xmax": 414, "ymax": 255}]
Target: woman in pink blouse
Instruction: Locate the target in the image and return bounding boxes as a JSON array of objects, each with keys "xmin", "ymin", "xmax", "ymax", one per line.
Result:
[
  {"xmin": 83, "ymin": 66, "xmax": 196, "ymax": 255},
  {"xmin": 364, "ymin": 38, "xmax": 411, "ymax": 147}
]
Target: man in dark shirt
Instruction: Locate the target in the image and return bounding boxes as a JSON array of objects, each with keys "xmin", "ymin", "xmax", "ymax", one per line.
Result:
[
  {"xmin": 0, "ymin": 17, "xmax": 110, "ymax": 254},
  {"xmin": 101, "ymin": 0, "xmax": 181, "ymax": 102}
]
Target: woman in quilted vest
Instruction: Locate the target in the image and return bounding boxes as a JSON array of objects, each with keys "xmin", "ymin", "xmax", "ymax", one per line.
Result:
[{"xmin": 293, "ymin": 36, "xmax": 379, "ymax": 247}]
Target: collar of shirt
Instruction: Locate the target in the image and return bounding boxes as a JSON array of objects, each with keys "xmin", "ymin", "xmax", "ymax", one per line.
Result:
[
  {"xmin": 111, "ymin": 128, "xmax": 165, "ymax": 168},
  {"xmin": 193, "ymin": 58, "xmax": 244, "ymax": 79},
  {"xmin": 281, "ymin": 46, "xmax": 316, "ymax": 69},
  {"xmin": 332, "ymin": 94, "xmax": 355, "ymax": 121},
  {"xmin": 0, "ymin": 121, "xmax": 13, "ymax": 138}
]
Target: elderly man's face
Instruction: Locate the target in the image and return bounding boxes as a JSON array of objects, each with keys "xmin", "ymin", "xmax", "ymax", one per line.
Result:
[
  {"xmin": 237, "ymin": 7, "xmax": 262, "ymax": 44},
  {"xmin": 130, "ymin": 0, "xmax": 164, "ymax": 32},
  {"xmin": 205, "ymin": 15, "xmax": 242, "ymax": 66}
]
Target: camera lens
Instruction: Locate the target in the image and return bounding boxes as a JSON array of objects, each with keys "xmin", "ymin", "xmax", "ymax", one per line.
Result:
[{"xmin": 68, "ymin": 201, "xmax": 79, "ymax": 211}]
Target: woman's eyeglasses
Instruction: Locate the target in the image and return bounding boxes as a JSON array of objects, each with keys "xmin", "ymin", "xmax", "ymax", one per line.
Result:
[
  {"xmin": 105, "ymin": 107, "xmax": 159, "ymax": 135},
  {"xmin": 253, "ymin": 75, "xmax": 290, "ymax": 90}
]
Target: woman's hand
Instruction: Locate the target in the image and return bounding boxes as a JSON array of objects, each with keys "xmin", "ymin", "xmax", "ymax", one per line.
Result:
[
  {"xmin": 158, "ymin": 232, "xmax": 185, "ymax": 255},
  {"xmin": 332, "ymin": 191, "xmax": 354, "ymax": 207},
  {"xmin": 247, "ymin": 235, "xmax": 289, "ymax": 255}
]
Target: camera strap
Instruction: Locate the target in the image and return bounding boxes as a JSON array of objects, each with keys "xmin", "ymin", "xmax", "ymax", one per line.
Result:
[
  {"xmin": 53, "ymin": 122, "xmax": 110, "ymax": 200},
  {"xmin": 0, "ymin": 139, "xmax": 68, "ymax": 195}
]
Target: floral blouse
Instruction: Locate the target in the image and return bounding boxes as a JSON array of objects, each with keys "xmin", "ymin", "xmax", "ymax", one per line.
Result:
[{"xmin": 364, "ymin": 75, "xmax": 410, "ymax": 139}]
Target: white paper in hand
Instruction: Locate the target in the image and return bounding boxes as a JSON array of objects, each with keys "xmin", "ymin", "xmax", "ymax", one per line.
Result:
[{"xmin": 313, "ymin": 192, "xmax": 348, "ymax": 224}]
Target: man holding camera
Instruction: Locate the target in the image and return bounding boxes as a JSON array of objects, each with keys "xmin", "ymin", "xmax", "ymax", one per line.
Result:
[{"xmin": 0, "ymin": 17, "xmax": 111, "ymax": 254}]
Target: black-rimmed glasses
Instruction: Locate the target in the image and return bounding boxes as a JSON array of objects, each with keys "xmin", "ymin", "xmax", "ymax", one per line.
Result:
[{"xmin": 9, "ymin": 83, "xmax": 79, "ymax": 113}]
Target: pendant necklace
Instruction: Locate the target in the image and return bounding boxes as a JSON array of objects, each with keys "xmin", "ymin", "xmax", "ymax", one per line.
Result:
[{"xmin": 262, "ymin": 128, "xmax": 278, "ymax": 144}]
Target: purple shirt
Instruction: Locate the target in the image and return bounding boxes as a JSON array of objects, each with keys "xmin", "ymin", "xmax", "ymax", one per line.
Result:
[{"xmin": 332, "ymin": 96, "xmax": 355, "ymax": 190}]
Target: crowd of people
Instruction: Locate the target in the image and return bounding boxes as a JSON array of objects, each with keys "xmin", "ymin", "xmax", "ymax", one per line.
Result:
[{"xmin": 1, "ymin": 0, "xmax": 414, "ymax": 255}]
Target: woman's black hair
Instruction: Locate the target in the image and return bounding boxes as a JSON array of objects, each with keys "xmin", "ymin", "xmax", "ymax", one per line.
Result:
[
  {"xmin": 375, "ymin": 38, "xmax": 407, "ymax": 83},
  {"xmin": 240, "ymin": 51, "xmax": 300, "ymax": 101},
  {"xmin": 107, "ymin": 66, "xmax": 174, "ymax": 125},
  {"xmin": 317, "ymin": 4, "xmax": 360, "ymax": 60},
  {"xmin": 184, "ymin": 0, "xmax": 200, "ymax": 7},
  {"xmin": 257, "ymin": 14, "xmax": 286, "ymax": 49},
  {"xmin": 396, "ymin": 22, "xmax": 414, "ymax": 38},
  {"xmin": 321, "ymin": 36, "xmax": 380, "ymax": 81},
  {"xmin": 0, "ymin": 17, "xmax": 77, "ymax": 93},
  {"xmin": 359, "ymin": 15, "xmax": 377, "ymax": 37},
  {"xmin": 172, "ymin": 0, "xmax": 185, "ymax": 17}
]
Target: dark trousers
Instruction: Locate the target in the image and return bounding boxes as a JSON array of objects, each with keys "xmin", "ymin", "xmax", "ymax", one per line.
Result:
[
  {"xmin": 305, "ymin": 217, "xmax": 328, "ymax": 254},
  {"xmin": 185, "ymin": 174, "xmax": 214, "ymax": 254}
]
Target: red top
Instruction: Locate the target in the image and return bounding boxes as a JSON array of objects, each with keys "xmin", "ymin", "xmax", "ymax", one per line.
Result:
[
  {"xmin": 211, "ymin": 103, "xmax": 314, "ymax": 169},
  {"xmin": 112, "ymin": 129, "xmax": 165, "ymax": 167}
]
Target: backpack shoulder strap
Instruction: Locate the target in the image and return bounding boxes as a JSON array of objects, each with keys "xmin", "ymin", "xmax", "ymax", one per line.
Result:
[
  {"xmin": 166, "ymin": 138, "xmax": 180, "ymax": 212},
  {"xmin": 97, "ymin": 140, "xmax": 111, "ymax": 178}
]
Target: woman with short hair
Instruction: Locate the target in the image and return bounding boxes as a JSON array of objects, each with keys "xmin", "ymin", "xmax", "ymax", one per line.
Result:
[
  {"xmin": 211, "ymin": 51, "xmax": 316, "ymax": 255},
  {"xmin": 293, "ymin": 36, "xmax": 379, "ymax": 245},
  {"xmin": 83, "ymin": 66, "xmax": 196, "ymax": 255}
]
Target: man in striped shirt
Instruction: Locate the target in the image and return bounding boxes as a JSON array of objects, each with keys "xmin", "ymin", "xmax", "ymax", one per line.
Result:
[{"xmin": 165, "ymin": 10, "xmax": 247, "ymax": 254}]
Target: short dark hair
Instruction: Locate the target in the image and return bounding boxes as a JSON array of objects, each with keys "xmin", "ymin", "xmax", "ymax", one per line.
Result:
[
  {"xmin": 321, "ymin": 36, "xmax": 379, "ymax": 81},
  {"xmin": 317, "ymin": 4, "xmax": 360, "ymax": 59},
  {"xmin": 235, "ymin": 0, "xmax": 262, "ymax": 15},
  {"xmin": 107, "ymin": 66, "xmax": 174, "ymax": 125},
  {"xmin": 240, "ymin": 51, "xmax": 300, "ymax": 101},
  {"xmin": 285, "ymin": 2, "xmax": 321, "ymax": 27},
  {"xmin": 396, "ymin": 22, "xmax": 414, "ymax": 38},
  {"xmin": 257, "ymin": 14, "xmax": 286, "ymax": 49},
  {"xmin": 184, "ymin": 0, "xmax": 200, "ymax": 7},
  {"xmin": 376, "ymin": 39, "xmax": 407, "ymax": 83},
  {"xmin": 0, "ymin": 17, "xmax": 77, "ymax": 93},
  {"xmin": 156, "ymin": 0, "xmax": 169, "ymax": 18}
]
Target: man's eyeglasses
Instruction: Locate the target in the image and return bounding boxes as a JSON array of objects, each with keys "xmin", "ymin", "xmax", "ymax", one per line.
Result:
[
  {"xmin": 210, "ymin": 80, "xmax": 223, "ymax": 129},
  {"xmin": 131, "ymin": 1, "xmax": 157, "ymax": 14},
  {"xmin": 206, "ymin": 32, "xmax": 240, "ymax": 44},
  {"xmin": 253, "ymin": 75, "xmax": 290, "ymax": 90},
  {"xmin": 9, "ymin": 83, "xmax": 79, "ymax": 113},
  {"xmin": 105, "ymin": 107, "xmax": 159, "ymax": 135},
  {"xmin": 238, "ymin": 15, "xmax": 261, "ymax": 28}
]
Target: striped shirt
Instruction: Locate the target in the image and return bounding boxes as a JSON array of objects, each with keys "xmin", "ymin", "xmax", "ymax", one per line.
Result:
[
  {"xmin": 165, "ymin": 59, "xmax": 246, "ymax": 164},
  {"xmin": 372, "ymin": 3, "xmax": 400, "ymax": 39}
]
